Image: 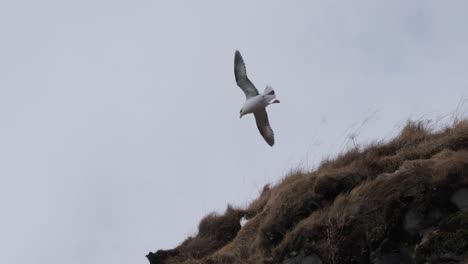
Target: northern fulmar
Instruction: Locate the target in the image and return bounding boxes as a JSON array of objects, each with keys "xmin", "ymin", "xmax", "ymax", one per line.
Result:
[{"xmin": 234, "ymin": 50, "xmax": 280, "ymax": 146}]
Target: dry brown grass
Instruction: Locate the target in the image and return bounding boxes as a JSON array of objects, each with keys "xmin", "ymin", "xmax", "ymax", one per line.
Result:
[{"xmin": 148, "ymin": 120, "xmax": 468, "ymax": 264}]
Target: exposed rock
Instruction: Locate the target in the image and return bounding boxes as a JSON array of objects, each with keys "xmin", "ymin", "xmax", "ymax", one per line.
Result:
[
  {"xmin": 282, "ymin": 251, "xmax": 323, "ymax": 264},
  {"xmin": 414, "ymin": 213, "xmax": 468, "ymax": 263},
  {"xmin": 451, "ymin": 188, "xmax": 468, "ymax": 211}
]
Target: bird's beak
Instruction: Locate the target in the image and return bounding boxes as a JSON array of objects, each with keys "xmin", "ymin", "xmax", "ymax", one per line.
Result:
[
  {"xmin": 239, "ymin": 114, "xmax": 242, "ymax": 119},
  {"xmin": 271, "ymin": 99, "xmax": 280, "ymax": 104}
]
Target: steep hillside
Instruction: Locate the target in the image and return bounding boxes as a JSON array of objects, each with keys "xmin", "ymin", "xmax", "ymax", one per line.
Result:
[{"xmin": 147, "ymin": 121, "xmax": 468, "ymax": 264}]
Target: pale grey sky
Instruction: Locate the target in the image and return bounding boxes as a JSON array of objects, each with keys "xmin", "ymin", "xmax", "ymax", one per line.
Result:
[{"xmin": 1, "ymin": 1, "xmax": 468, "ymax": 264}]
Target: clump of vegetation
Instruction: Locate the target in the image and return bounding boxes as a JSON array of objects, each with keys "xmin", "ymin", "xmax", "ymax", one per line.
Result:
[{"xmin": 148, "ymin": 120, "xmax": 468, "ymax": 264}]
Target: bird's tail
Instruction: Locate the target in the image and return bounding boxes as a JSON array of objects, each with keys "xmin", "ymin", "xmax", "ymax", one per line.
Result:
[
  {"xmin": 262, "ymin": 85, "xmax": 275, "ymax": 96},
  {"xmin": 263, "ymin": 86, "xmax": 279, "ymax": 103}
]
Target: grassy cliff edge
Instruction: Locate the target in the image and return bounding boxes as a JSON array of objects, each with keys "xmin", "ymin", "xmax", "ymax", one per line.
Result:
[{"xmin": 148, "ymin": 120, "xmax": 468, "ymax": 264}]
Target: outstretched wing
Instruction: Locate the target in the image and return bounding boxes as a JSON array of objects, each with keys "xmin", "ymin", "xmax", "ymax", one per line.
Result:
[
  {"xmin": 234, "ymin": 50, "xmax": 259, "ymax": 99},
  {"xmin": 254, "ymin": 109, "xmax": 275, "ymax": 146}
]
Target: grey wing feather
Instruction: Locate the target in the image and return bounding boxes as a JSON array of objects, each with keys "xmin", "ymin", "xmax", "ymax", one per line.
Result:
[
  {"xmin": 254, "ymin": 109, "xmax": 275, "ymax": 146},
  {"xmin": 234, "ymin": 50, "xmax": 259, "ymax": 99}
]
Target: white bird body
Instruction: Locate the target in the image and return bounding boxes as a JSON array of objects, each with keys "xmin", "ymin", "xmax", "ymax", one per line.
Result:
[
  {"xmin": 241, "ymin": 95, "xmax": 269, "ymax": 115},
  {"xmin": 234, "ymin": 50, "xmax": 280, "ymax": 146}
]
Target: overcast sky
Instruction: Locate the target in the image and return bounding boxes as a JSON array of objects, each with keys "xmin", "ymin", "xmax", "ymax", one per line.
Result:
[{"xmin": 1, "ymin": 1, "xmax": 468, "ymax": 264}]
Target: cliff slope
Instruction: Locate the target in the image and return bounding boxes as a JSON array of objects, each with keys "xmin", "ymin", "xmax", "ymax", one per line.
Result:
[{"xmin": 148, "ymin": 121, "xmax": 468, "ymax": 264}]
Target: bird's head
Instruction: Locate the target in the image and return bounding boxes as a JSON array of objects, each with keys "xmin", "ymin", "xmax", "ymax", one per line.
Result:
[{"xmin": 239, "ymin": 109, "xmax": 245, "ymax": 118}]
